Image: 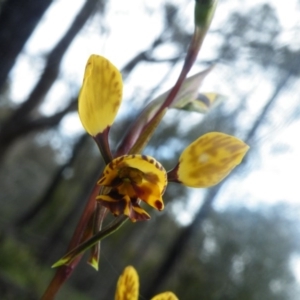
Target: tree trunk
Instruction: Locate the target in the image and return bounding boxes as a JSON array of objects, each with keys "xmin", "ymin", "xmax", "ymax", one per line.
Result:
[
  {"xmin": 0, "ymin": 0, "xmax": 53, "ymax": 90},
  {"xmin": 0, "ymin": 0, "xmax": 102, "ymax": 159}
]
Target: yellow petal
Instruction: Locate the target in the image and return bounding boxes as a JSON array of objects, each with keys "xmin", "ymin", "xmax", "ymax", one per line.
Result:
[
  {"xmin": 98, "ymin": 155, "xmax": 167, "ymax": 197},
  {"xmin": 132, "ymin": 181, "xmax": 164, "ymax": 211},
  {"xmin": 115, "ymin": 266, "xmax": 139, "ymax": 300},
  {"xmin": 177, "ymin": 132, "xmax": 249, "ymax": 187},
  {"xmin": 151, "ymin": 292, "xmax": 179, "ymax": 300},
  {"xmin": 78, "ymin": 55, "xmax": 122, "ymax": 136}
]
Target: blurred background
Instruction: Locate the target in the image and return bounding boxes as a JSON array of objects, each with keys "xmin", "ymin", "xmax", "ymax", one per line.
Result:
[{"xmin": 1, "ymin": 0, "xmax": 300, "ymax": 299}]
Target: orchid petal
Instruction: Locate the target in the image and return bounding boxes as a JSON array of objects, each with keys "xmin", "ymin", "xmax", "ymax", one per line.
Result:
[
  {"xmin": 115, "ymin": 266, "xmax": 139, "ymax": 300},
  {"xmin": 132, "ymin": 181, "xmax": 164, "ymax": 211},
  {"xmin": 151, "ymin": 292, "xmax": 179, "ymax": 300},
  {"xmin": 97, "ymin": 194, "xmax": 129, "ymax": 217},
  {"xmin": 177, "ymin": 132, "xmax": 249, "ymax": 187},
  {"xmin": 78, "ymin": 55, "xmax": 122, "ymax": 136}
]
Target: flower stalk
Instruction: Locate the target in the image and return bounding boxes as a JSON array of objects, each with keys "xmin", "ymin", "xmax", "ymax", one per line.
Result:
[
  {"xmin": 52, "ymin": 215, "xmax": 128, "ymax": 268},
  {"xmin": 116, "ymin": 1, "xmax": 218, "ymax": 156}
]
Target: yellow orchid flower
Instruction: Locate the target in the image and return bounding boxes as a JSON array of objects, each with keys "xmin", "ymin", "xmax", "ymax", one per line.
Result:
[
  {"xmin": 95, "ymin": 132, "xmax": 248, "ymax": 221},
  {"xmin": 52, "ymin": 49, "xmax": 250, "ymax": 269},
  {"xmin": 97, "ymin": 155, "xmax": 167, "ymax": 222},
  {"xmin": 51, "ymin": 131, "xmax": 249, "ymax": 269},
  {"xmin": 77, "ymin": 56, "xmax": 249, "ymax": 222},
  {"xmin": 77, "ymin": 55, "xmax": 249, "ymax": 222},
  {"xmin": 115, "ymin": 266, "xmax": 178, "ymax": 300}
]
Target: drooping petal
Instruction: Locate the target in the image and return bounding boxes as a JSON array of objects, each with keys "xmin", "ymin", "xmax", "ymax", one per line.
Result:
[
  {"xmin": 98, "ymin": 155, "xmax": 167, "ymax": 196},
  {"xmin": 97, "ymin": 194, "xmax": 150, "ymax": 222},
  {"xmin": 132, "ymin": 181, "xmax": 164, "ymax": 211},
  {"xmin": 176, "ymin": 132, "xmax": 249, "ymax": 187},
  {"xmin": 115, "ymin": 266, "xmax": 139, "ymax": 300},
  {"xmin": 97, "ymin": 194, "xmax": 128, "ymax": 217},
  {"xmin": 151, "ymin": 292, "xmax": 179, "ymax": 300},
  {"xmin": 78, "ymin": 55, "xmax": 123, "ymax": 136},
  {"xmin": 131, "ymin": 202, "xmax": 151, "ymax": 222}
]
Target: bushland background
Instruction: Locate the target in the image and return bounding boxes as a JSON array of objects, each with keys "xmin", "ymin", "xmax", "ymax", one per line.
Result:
[{"xmin": 1, "ymin": 0, "xmax": 300, "ymax": 299}]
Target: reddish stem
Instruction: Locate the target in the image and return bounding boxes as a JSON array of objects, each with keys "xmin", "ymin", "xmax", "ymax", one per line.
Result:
[
  {"xmin": 41, "ymin": 183, "xmax": 100, "ymax": 300},
  {"xmin": 116, "ymin": 27, "xmax": 204, "ymax": 156},
  {"xmin": 167, "ymin": 163, "xmax": 180, "ymax": 183},
  {"xmin": 94, "ymin": 127, "xmax": 113, "ymax": 164},
  {"xmin": 161, "ymin": 26, "xmax": 203, "ymax": 110}
]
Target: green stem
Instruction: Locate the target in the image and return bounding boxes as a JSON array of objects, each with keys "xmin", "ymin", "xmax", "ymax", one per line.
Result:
[
  {"xmin": 52, "ymin": 215, "xmax": 128, "ymax": 268},
  {"xmin": 87, "ymin": 204, "xmax": 108, "ymax": 270}
]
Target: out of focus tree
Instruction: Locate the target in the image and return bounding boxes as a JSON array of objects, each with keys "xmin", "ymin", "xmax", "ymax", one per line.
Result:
[{"xmin": 0, "ymin": 0, "xmax": 54, "ymax": 89}]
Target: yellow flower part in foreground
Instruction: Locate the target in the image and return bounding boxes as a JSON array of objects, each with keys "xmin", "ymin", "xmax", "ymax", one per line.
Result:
[
  {"xmin": 115, "ymin": 266, "xmax": 178, "ymax": 300},
  {"xmin": 115, "ymin": 266, "xmax": 139, "ymax": 300},
  {"xmin": 78, "ymin": 55, "xmax": 123, "ymax": 136},
  {"xmin": 177, "ymin": 132, "xmax": 249, "ymax": 187},
  {"xmin": 97, "ymin": 155, "xmax": 167, "ymax": 222}
]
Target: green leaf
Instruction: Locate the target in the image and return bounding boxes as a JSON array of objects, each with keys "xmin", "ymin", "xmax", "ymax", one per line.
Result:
[{"xmin": 194, "ymin": 0, "xmax": 218, "ymax": 29}]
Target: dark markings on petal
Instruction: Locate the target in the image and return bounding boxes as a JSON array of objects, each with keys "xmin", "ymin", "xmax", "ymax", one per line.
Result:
[
  {"xmin": 130, "ymin": 202, "xmax": 151, "ymax": 222},
  {"xmin": 197, "ymin": 94, "xmax": 211, "ymax": 107},
  {"xmin": 122, "ymin": 272, "xmax": 136, "ymax": 297},
  {"xmin": 110, "ymin": 176, "xmax": 123, "ymax": 187},
  {"xmin": 155, "ymin": 200, "xmax": 163, "ymax": 210},
  {"xmin": 141, "ymin": 213, "xmax": 151, "ymax": 220},
  {"xmin": 141, "ymin": 155, "xmax": 148, "ymax": 161},
  {"xmin": 132, "ymin": 211, "xmax": 150, "ymax": 222},
  {"xmin": 112, "ymin": 100, "xmax": 120, "ymax": 112},
  {"xmin": 98, "ymin": 177, "xmax": 105, "ymax": 184},
  {"xmin": 98, "ymin": 196, "xmax": 126, "ymax": 216},
  {"xmin": 111, "ymin": 71, "xmax": 116, "ymax": 80}
]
